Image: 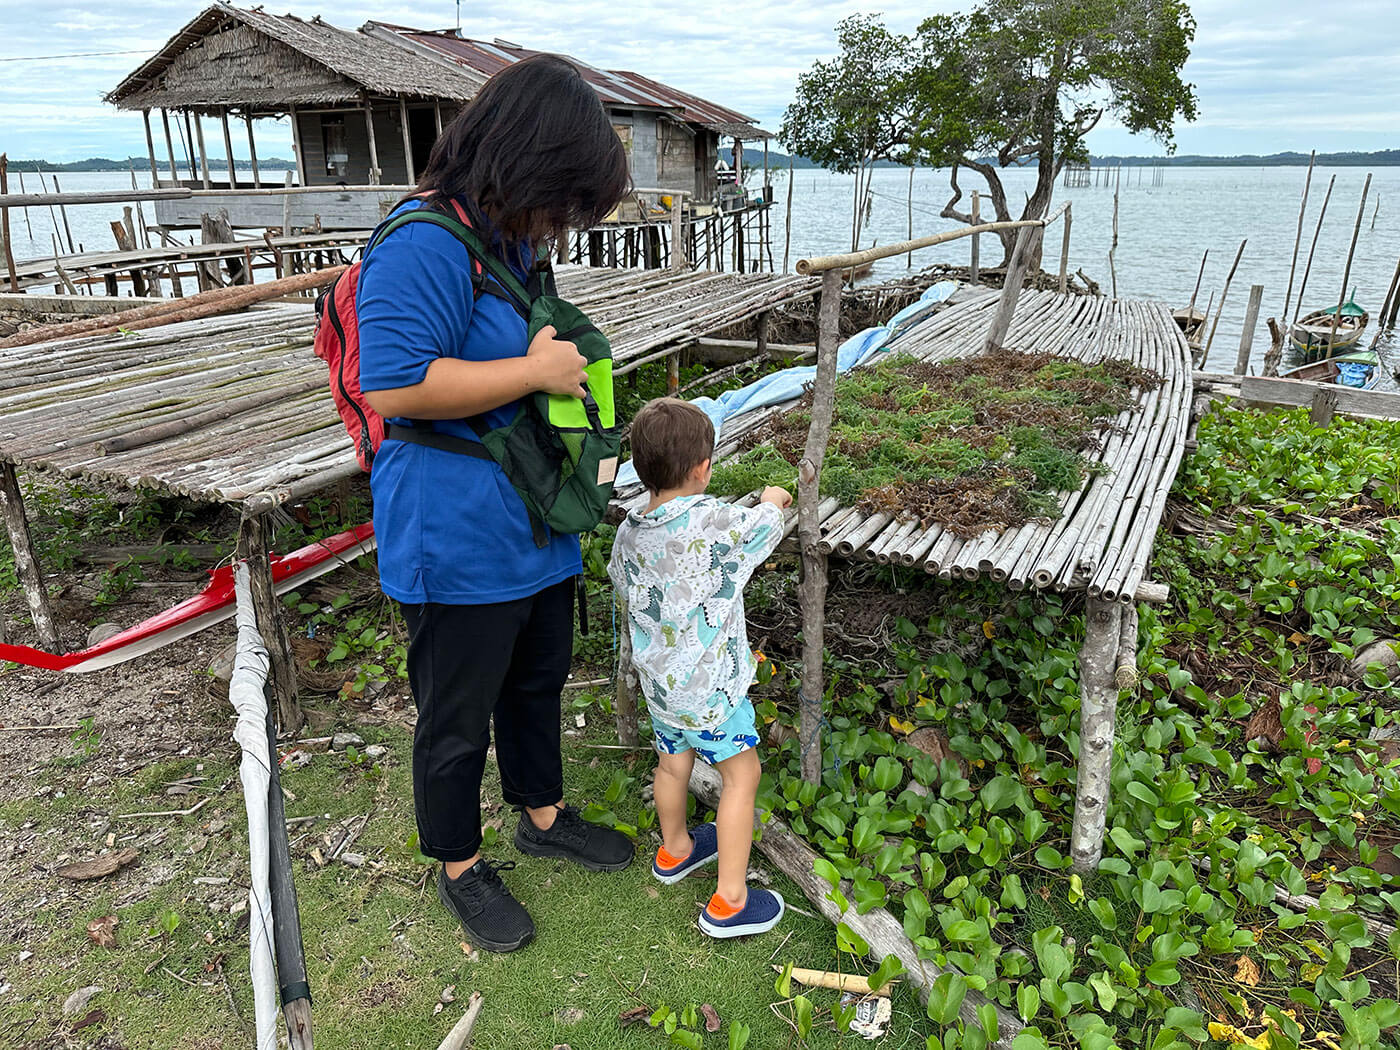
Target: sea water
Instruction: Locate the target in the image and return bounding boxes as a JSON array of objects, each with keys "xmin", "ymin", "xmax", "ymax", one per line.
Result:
[{"xmin": 8, "ymin": 166, "xmax": 1400, "ymax": 387}]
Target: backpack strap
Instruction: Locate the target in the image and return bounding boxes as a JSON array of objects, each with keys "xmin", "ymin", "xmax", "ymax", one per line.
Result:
[{"xmin": 366, "ymin": 207, "xmax": 534, "ymax": 320}]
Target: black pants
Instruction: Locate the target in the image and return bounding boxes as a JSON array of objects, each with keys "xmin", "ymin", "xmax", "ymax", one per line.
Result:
[{"xmin": 400, "ymin": 579, "xmax": 574, "ymax": 861}]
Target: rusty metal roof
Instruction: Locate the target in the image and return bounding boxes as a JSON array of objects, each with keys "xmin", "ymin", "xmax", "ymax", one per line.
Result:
[{"xmin": 370, "ymin": 24, "xmax": 771, "ymax": 138}]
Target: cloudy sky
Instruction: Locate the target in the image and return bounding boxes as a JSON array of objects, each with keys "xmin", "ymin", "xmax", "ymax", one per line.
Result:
[{"xmin": 0, "ymin": 0, "xmax": 1395, "ymax": 163}]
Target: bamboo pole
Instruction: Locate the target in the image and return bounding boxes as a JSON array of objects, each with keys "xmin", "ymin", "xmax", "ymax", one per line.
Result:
[
  {"xmin": 288, "ymin": 105, "xmax": 307, "ymax": 185},
  {"xmin": 1187, "ymin": 250, "xmax": 1207, "ymax": 315},
  {"xmin": 398, "ymin": 98, "xmax": 415, "ymax": 184},
  {"xmin": 50, "ymin": 175, "xmax": 76, "ymax": 254},
  {"xmin": 1203, "ymin": 239, "xmax": 1247, "ymax": 355},
  {"xmin": 1234, "ymin": 283, "xmax": 1264, "ymax": 375},
  {"xmin": 1109, "ymin": 169, "xmax": 1120, "ymax": 298},
  {"xmin": 1058, "ymin": 201, "xmax": 1071, "ymax": 294},
  {"xmin": 0, "ymin": 155, "xmax": 17, "ymax": 293},
  {"xmin": 670, "ymin": 193, "xmax": 685, "ymax": 271},
  {"xmin": 181, "ymin": 111, "xmax": 199, "ymax": 180},
  {"xmin": 1280, "ymin": 151, "xmax": 1315, "ymax": 329},
  {"xmin": 782, "ymin": 156, "xmax": 793, "ymax": 275},
  {"xmin": 906, "ymin": 166, "xmax": 914, "ymax": 269},
  {"xmin": 797, "ymin": 214, "xmax": 1053, "ymax": 276},
  {"xmin": 433, "ymin": 102, "xmax": 443, "ymax": 137},
  {"xmin": 984, "ymin": 224, "xmax": 1041, "ymax": 351},
  {"xmin": 1326, "ymin": 173, "xmax": 1372, "ymax": 350},
  {"xmin": 194, "ymin": 114, "xmax": 212, "ymax": 188},
  {"xmin": 160, "ymin": 109, "xmax": 179, "ymax": 184},
  {"xmin": 0, "ymin": 461, "xmax": 61, "ymax": 652},
  {"xmin": 797, "ymin": 268, "xmax": 843, "ymax": 783},
  {"xmin": 970, "ymin": 191, "xmax": 980, "ymax": 284},
  {"xmin": 245, "ymin": 113, "xmax": 262, "ymax": 188},
  {"xmin": 220, "ymin": 108, "xmax": 237, "ymax": 188},
  {"xmin": 1292, "ymin": 175, "xmax": 1337, "ymax": 332},
  {"xmin": 364, "ymin": 100, "xmax": 381, "ymax": 186},
  {"xmin": 14, "ymin": 170, "xmax": 32, "ymax": 239},
  {"xmin": 141, "ymin": 110, "xmax": 160, "ymax": 185}
]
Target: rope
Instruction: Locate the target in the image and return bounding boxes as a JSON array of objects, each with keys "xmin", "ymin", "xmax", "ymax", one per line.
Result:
[{"xmin": 796, "ymin": 689, "xmax": 839, "ymax": 776}]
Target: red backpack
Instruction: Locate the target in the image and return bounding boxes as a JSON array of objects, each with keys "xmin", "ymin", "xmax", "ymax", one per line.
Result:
[{"xmin": 313, "ymin": 197, "xmax": 485, "ymax": 471}]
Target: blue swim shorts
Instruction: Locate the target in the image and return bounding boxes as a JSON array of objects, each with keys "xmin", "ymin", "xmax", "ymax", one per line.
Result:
[{"xmin": 652, "ymin": 702, "xmax": 760, "ymax": 765}]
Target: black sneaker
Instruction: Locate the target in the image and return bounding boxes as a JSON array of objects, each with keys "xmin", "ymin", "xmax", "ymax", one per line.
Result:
[
  {"xmin": 514, "ymin": 804, "xmax": 634, "ymax": 872},
  {"xmin": 436, "ymin": 860, "xmax": 535, "ymax": 953}
]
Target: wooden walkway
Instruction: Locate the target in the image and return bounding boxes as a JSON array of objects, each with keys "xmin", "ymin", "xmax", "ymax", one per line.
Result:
[
  {"xmin": 0, "ymin": 268, "xmax": 810, "ymax": 504},
  {"xmin": 616, "ymin": 289, "xmax": 1193, "ymax": 603}
]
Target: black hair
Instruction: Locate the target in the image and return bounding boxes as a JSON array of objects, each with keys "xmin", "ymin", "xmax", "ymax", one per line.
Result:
[{"xmin": 416, "ymin": 53, "xmax": 631, "ymax": 245}]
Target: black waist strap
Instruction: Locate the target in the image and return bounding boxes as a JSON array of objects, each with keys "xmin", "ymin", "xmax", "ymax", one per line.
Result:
[{"xmin": 384, "ymin": 422, "xmax": 493, "ymax": 460}]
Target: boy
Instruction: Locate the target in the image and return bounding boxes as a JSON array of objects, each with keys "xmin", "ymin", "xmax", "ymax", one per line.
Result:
[{"xmin": 608, "ymin": 398, "xmax": 793, "ymax": 938}]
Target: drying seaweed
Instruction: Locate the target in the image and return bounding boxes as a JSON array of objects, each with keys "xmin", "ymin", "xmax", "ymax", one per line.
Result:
[{"xmin": 710, "ymin": 349, "xmax": 1162, "ymax": 535}]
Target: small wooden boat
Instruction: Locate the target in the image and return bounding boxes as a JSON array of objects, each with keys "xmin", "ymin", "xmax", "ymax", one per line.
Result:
[
  {"xmin": 1290, "ymin": 292, "xmax": 1368, "ymax": 359},
  {"xmin": 1281, "ymin": 349, "xmax": 1381, "ymax": 390},
  {"xmin": 1172, "ymin": 306, "xmax": 1205, "ymax": 342}
]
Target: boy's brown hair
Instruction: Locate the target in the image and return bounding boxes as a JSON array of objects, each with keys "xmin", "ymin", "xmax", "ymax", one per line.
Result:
[{"xmin": 630, "ymin": 398, "xmax": 715, "ymax": 492}]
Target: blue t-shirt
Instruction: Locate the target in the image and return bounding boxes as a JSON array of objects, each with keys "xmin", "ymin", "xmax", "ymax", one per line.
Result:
[{"xmin": 357, "ymin": 199, "xmax": 581, "ymax": 604}]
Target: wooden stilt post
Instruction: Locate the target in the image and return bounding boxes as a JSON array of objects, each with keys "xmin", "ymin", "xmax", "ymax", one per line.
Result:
[
  {"xmin": 181, "ymin": 111, "xmax": 199, "ymax": 180},
  {"xmin": 969, "ymin": 191, "xmax": 980, "ymax": 284},
  {"xmin": 666, "ymin": 353, "xmax": 680, "ymax": 396},
  {"xmin": 363, "ymin": 99, "xmax": 381, "ymax": 186},
  {"xmin": 1203, "ymin": 239, "xmax": 1247, "ymax": 356},
  {"xmin": 1326, "ymin": 173, "xmax": 1372, "ymax": 350},
  {"xmin": 0, "ymin": 155, "xmax": 18, "ymax": 293},
  {"xmin": 160, "ymin": 109, "xmax": 180, "ymax": 184},
  {"xmin": 1234, "ymin": 284, "xmax": 1265, "ymax": 375},
  {"xmin": 1280, "ymin": 151, "xmax": 1316, "ymax": 329},
  {"xmin": 614, "ymin": 594, "xmax": 641, "ymax": 747},
  {"xmin": 193, "ymin": 113, "xmax": 212, "ymax": 188},
  {"xmin": 50, "ymin": 175, "xmax": 76, "ymax": 255},
  {"xmin": 782, "ymin": 156, "xmax": 793, "ymax": 275},
  {"xmin": 0, "ymin": 461, "xmax": 61, "ymax": 651},
  {"xmin": 288, "ymin": 106, "xmax": 307, "ymax": 186},
  {"xmin": 433, "ymin": 102, "xmax": 443, "ymax": 137},
  {"xmin": 245, "ymin": 112, "xmax": 262, "ymax": 187},
  {"xmin": 220, "ymin": 108, "xmax": 237, "ymax": 188},
  {"xmin": 1291, "ymin": 175, "xmax": 1336, "ymax": 333},
  {"xmin": 670, "ymin": 192, "xmax": 685, "ymax": 270},
  {"xmin": 235, "ymin": 506, "xmax": 312, "ymax": 1050},
  {"xmin": 984, "ymin": 223, "xmax": 1040, "ymax": 351},
  {"xmin": 797, "ymin": 268, "xmax": 843, "ymax": 784},
  {"xmin": 1069, "ymin": 596, "xmax": 1124, "ymax": 873},
  {"xmin": 398, "ymin": 98, "xmax": 415, "ymax": 184},
  {"xmin": 141, "ymin": 110, "xmax": 160, "ymax": 185},
  {"xmin": 1058, "ymin": 202, "xmax": 1072, "ymax": 295},
  {"xmin": 905, "ymin": 165, "xmax": 914, "ymax": 269}
]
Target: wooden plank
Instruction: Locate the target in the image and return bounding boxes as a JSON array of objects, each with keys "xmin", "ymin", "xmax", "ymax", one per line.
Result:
[{"xmin": 1239, "ymin": 375, "xmax": 1400, "ymax": 421}]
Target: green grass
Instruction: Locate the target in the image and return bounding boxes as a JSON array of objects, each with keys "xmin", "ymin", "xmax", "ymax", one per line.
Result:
[{"xmin": 0, "ymin": 707, "xmax": 931, "ymax": 1049}]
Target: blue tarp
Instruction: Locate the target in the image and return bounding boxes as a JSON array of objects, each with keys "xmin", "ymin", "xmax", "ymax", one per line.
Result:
[{"xmin": 616, "ymin": 281, "xmax": 958, "ymax": 490}]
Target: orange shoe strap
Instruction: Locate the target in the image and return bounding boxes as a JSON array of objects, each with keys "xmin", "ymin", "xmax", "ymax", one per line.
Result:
[{"xmin": 706, "ymin": 892, "xmax": 743, "ymax": 919}]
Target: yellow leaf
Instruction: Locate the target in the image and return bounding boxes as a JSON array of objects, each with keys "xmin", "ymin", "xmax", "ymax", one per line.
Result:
[
  {"xmin": 1233, "ymin": 954, "xmax": 1261, "ymax": 987},
  {"xmin": 1287, "ymin": 631, "xmax": 1309, "ymax": 645},
  {"xmin": 982, "ymin": 620, "xmax": 996, "ymax": 639},
  {"xmin": 888, "ymin": 716, "xmax": 915, "ymax": 735},
  {"xmin": 1209, "ymin": 1021, "xmax": 1247, "ymax": 1044}
]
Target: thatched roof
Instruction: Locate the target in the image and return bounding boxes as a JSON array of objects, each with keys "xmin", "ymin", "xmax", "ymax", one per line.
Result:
[{"xmin": 107, "ymin": 3, "xmax": 484, "ymax": 112}]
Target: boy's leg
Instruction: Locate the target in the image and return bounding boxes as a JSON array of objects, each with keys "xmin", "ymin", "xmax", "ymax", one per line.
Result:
[
  {"xmin": 653, "ymin": 748, "xmax": 696, "ymax": 859},
  {"xmin": 713, "ymin": 747, "xmax": 761, "ymax": 907}
]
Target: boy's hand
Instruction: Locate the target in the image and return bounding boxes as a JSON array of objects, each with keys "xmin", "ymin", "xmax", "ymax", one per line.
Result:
[
  {"xmin": 760, "ymin": 486, "xmax": 793, "ymax": 509},
  {"xmin": 527, "ymin": 324, "xmax": 588, "ymax": 398}
]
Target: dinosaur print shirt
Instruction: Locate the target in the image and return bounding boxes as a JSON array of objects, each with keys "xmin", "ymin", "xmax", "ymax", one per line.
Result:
[{"xmin": 608, "ymin": 495, "xmax": 784, "ymax": 731}]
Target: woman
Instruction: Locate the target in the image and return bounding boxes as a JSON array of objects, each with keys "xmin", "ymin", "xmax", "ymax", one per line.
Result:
[{"xmin": 357, "ymin": 55, "xmax": 633, "ymax": 953}]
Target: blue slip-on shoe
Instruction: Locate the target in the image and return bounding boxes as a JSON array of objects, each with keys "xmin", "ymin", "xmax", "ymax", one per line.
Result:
[
  {"xmin": 652, "ymin": 822, "xmax": 718, "ymax": 885},
  {"xmin": 698, "ymin": 887, "xmax": 785, "ymax": 939}
]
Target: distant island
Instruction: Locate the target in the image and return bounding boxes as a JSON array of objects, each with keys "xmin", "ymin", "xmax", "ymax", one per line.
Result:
[
  {"xmin": 8, "ymin": 157, "xmax": 296, "ymax": 173},
  {"xmin": 13, "ymin": 147, "xmax": 1399, "ymax": 174},
  {"xmin": 740, "ymin": 147, "xmax": 1399, "ymax": 170}
]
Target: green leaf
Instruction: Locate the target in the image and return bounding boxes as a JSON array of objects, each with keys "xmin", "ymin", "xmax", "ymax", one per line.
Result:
[
  {"xmin": 649, "ymin": 1005, "xmax": 672, "ymax": 1028},
  {"xmin": 727, "ymin": 1019, "xmax": 751, "ymax": 1050},
  {"xmin": 925, "ymin": 972, "xmax": 968, "ymax": 1026},
  {"xmin": 794, "ymin": 994, "xmax": 814, "ymax": 1038},
  {"xmin": 1145, "ymin": 960, "xmax": 1181, "ymax": 986},
  {"xmin": 977, "ymin": 1002, "xmax": 1000, "ymax": 1042},
  {"xmin": 670, "ymin": 1030, "xmax": 702, "ymax": 1050},
  {"xmin": 1017, "ymin": 983, "xmax": 1041, "ymax": 1022},
  {"xmin": 869, "ymin": 954, "xmax": 904, "ymax": 993},
  {"xmin": 837, "ymin": 922, "xmax": 870, "ymax": 956},
  {"xmin": 775, "ymin": 961, "xmax": 793, "ymax": 999},
  {"xmin": 980, "ymin": 775, "xmax": 1024, "ymax": 813},
  {"xmin": 1011, "ymin": 1031, "xmax": 1051, "ymax": 1050},
  {"xmin": 813, "ymin": 857, "xmax": 841, "ymax": 890},
  {"xmin": 1001, "ymin": 874, "xmax": 1028, "ymax": 910},
  {"xmin": 872, "ymin": 755, "xmax": 904, "ymax": 793}
]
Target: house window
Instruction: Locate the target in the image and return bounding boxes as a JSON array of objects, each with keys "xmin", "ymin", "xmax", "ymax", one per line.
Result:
[
  {"xmin": 613, "ymin": 123, "xmax": 633, "ymax": 163},
  {"xmin": 322, "ymin": 117, "xmax": 348, "ymax": 179}
]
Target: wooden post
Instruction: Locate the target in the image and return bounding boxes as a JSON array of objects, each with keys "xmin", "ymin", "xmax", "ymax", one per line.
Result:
[
  {"xmin": 181, "ymin": 111, "xmax": 199, "ymax": 180},
  {"xmin": 1292, "ymin": 175, "xmax": 1336, "ymax": 332},
  {"xmin": 14, "ymin": 170, "xmax": 32, "ymax": 240},
  {"xmin": 141, "ymin": 110, "xmax": 160, "ymax": 184},
  {"xmin": 160, "ymin": 109, "xmax": 180, "ymax": 184},
  {"xmin": 1234, "ymin": 284, "xmax": 1264, "ymax": 375},
  {"xmin": 666, "ymin": 353, "xmax": 680, "ymax": 396},
  {"xmin": 282, "ymin": 171, "xmax": 294, "ymax": 234},
  {"xmin": 0, "ymin": 461, "xmax": 61, "ymax": 652},
  {"xmin": 220, "ymin": 108, "xmax": 237, "ymax": 188},
  {"xmin": 433, "ymin": 102, "xmax": 443, "ymax": 137},
  {"xmin": 1109, "ymin": 168, "xmax": 1120, "ymax": 298},
  {"xmin": 969, "ymin": 190, "xmax": 980, "ymax": 284},
  {"xmin": 193, "ymin": 113, "xmax": 212, "ymax": 188},
  {"xmin": 364, "ymin": 100, "xmax": 381, "ymax": 186},
  {"xmin": 756, "ymin": 310, "xmax": 770, "ymax": 357},
  {"xmin": 905, "ymin": 165, "xmax": 914, "ymax": 269},
  {"xmin": 1058, "ymin": 201, "xmax": 1071, "ymax": 295},
  {"xmin": 797, "ymin": 268, "xmax": 843, "ymax": 784},
  {"xmin": 782, "ymin": 156, "xmax": 794, "ymax": 275},
  {"xmin": 984, "ymin": 224, "xmax": 1040, "ymax": 351},
  {"xmin": 1069, "ymin": 597, "xmax": 1124, "ymax": 873},
  {"xmin": 0, "ymin": 155, "xmax": 18, "ymax": 293},
  {"xmin": 1262, "ymin": 317, "xmax": 1287, "ymax": 378},
  {"xmin": 244, "ymin": 113, "xmax": 262, "ymax": 187},
  {"xmin": 613, "ymin": 594, "xmax": 641, "ymax": 747},
  {"xmin": 1204, "ymin": 239, "xmax": 1247, "ymax": 355},
  {"xmin": 288, "ymin": 105, "xmax": 307, "ymax": 185},
  {"xmin": 398, "ymin": 98, "xmax": 415, "ymax": 184},
  {"xmin": 234, "ymin": 509, "xmax": 312, "ymax": 1050},
  {"xmin": 1326, "ymin": 173, "xmax": 1372, "ymax": 350},
  {"xmin": 1280, "ymin": 151, "xmax": 1315, "ymax": 329},
  {"xmin": 50, "ymin": 175, "xmax": 76, "ymax": 255},
  {"xmin": 670, "ymin": 192, "xmax": 685, "ymax": 270}
]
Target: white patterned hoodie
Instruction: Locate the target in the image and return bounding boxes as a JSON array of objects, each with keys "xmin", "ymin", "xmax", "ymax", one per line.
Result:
[{"xmin": 608, "ymin": 495, "xmax": 784, "ymax": 731}]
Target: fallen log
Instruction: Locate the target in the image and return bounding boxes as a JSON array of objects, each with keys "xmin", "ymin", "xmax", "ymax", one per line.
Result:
[
  {"xmin": 0, "ymin": 266, "xmax": 344, "ymax": 350},
  {"xmin": 688, "ymin": 763, "xmax": 1020, "ymax": 1048}
]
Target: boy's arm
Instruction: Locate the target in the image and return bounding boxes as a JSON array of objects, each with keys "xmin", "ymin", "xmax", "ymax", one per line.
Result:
[{"xmin": 720, "ymin": 501, "xmax": 786, "ymax": 588}]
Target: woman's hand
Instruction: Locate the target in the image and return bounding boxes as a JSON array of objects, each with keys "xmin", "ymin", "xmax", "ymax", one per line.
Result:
[{"xmin": 527, "ymin": 325, "xmax": 588, "ymax": 397}]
